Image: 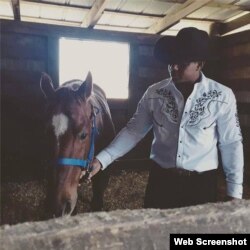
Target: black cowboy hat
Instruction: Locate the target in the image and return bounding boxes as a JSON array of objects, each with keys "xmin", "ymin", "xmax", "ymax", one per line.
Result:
[{"xmin": 154, "ymin": 27, "xmax": 211, "ymax": 64}]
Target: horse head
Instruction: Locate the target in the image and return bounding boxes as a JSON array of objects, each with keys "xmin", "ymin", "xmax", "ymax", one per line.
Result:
[{"xmin": 41, "ymin": 72, "xmax": 94, "ymax": 217}]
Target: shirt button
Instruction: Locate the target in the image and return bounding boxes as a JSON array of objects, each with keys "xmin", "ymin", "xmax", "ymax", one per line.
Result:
[
  {"xmin": 185, "ymin": 112, "xmax": 188, "ymax": 114},
  {"xmin": 180, "ymin": 141, "xmax": 182, "ymax": 143},
  {"xmin": 178, "ymin": 155, "xmax": 181, "ymax": 158}
]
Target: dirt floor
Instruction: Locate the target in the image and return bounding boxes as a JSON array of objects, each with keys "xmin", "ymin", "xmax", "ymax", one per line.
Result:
[{"xmin": 1, "ymin": 169, "xmax": 250, "ymax": 226}]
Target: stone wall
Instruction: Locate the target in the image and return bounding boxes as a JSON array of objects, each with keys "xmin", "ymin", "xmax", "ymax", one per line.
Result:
[{"xmin": 1, "ymin": 200, "xmax": 250, "ymax": 250}]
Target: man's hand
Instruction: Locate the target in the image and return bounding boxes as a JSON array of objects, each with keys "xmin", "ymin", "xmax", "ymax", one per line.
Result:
[
  {"xmin": 79, "ymin": 170, "xmax": 87, "ymax": 185},
  {"xmin": 79, "ymin": 159, "xmax": 102, "ymax": 185},
  {"xmin": 87, "ymin": 158, "xmax": 102, "ymax": 181}
]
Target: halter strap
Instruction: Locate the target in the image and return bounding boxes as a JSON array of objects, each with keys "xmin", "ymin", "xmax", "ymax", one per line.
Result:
[
  {"xmin": 57, "ymin": 105, "xmax": 99, "ymax": 170},
  {"xmin": 57, "ymin": 158, "xmax": 88, "ymax": 168}
]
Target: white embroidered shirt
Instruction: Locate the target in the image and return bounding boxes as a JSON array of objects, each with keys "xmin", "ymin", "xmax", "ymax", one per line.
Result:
[{"xmin": 96, "ymin": 73, "xmax": 244, "ymax": 198}]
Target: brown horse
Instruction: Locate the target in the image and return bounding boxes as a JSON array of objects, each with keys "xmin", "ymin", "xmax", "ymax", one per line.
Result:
[{"xmin": 40, "ymin": 72, "xmax": 115, "ymax": 216}]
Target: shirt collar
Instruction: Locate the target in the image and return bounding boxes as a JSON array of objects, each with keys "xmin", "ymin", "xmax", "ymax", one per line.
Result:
[{"xmin": 169, "ymin": 72, "xmax": 207, "ymax": 87}]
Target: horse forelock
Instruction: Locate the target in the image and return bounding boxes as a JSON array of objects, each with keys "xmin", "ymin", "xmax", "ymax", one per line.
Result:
[{"xmin": 61, "ymin": 79, "xmax": 82, "ymax": 91}]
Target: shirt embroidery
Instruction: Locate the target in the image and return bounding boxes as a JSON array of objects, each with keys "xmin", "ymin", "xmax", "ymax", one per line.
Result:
[
  {"xmin": 155, "ymin": 89, "xmax": 178, "ymax": 123},
  {"xmin": 187, "ymin": 90, "xmax": 222, "ymax": 126}
]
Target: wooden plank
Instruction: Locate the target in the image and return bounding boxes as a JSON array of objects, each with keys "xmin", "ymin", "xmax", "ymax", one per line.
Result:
[
  {"xmin": 20, "ymin": 0, "xmax": 163, "ymax": 20},
  {"xmin": 2, "ymin": 70, "xmax": 43, "ymax": 86},
  {"xmin": 137, "ymin": 67, "xmax": 168, "ymax": 82},
  {"xmin": 137, "ymin": 55, "xmax": 166, "ymax": 67},
  {"xmin": 239, "ymin": 114, "xmax": 250, "ymax": 127},
  {"xmin": 11, "ymin": 0, "xmax": 20, "ymax": 21},
  {"xmin": 220, "ymin": 29, "xmax": 250, "ymax": 46},
  {"xmin": 0, "ymin": 19, "xmax": 160, "ymax": 45},
  {"xmin": 1, "ymin": 71, "xmax": 45, "ymax": 103},
  {"xmin": 98, "ymin": 12, "xmax": 160, "ymax": 29},
  {"xmin": 223, "ymin": 79, "xmax": 250, "ymax": 91},
  {"xmin": 235, "ymin": 91, "xmax": 250, "ymax": 104},
  {"xmin": 207, "ymin": 1, "xmax": 248, "ymax": 11},
  {"xmin": 219, "ymin": 55, "xmax": 250, "ymax": 70},
  {"xmin": 241, "ymin": 129, "xmax": 250, "ymax": 151},
  {"xmin": 138, "ymin": 45, "xmax": 154, "ymax": 56},
  {"xmin": 220, "ymin": 66, "xmax": 250, "ymax": 80},
  {"xmin": 21, "ymin": 16, "xmax": 81, "ymax": 28},
  {"xmin": 1, "ymin": 32, "xmax": 47, "ymax": 60},
  {"xmin": 220, "ymin": 13, "xmax": 250, "ymax": 35},
  {"xmin": 147, "ymin": 0, "xmax": 212, "ymax": 34},
  {"xmin": 1, "ymin": 58, "xmax": 46, "ymax": 72},
  {"xmin": 221, "ymin": 42, "xmax": 250, "ymax": 58},
  {"xmin": 238, "ymin": 103, "xmax": 250, "ymax": 115},
  {"xmin": 81, "ymin": 0, "xmax": 108, "ymax": 28},
  {"xmin": 103, "ymin": 10, "xmax": 163, "ymax": 19},
  {"xmin": 21, "ymin": 0, "xmax": 88, "ymax": 15},
  {"xmin": 94, "ymin": 24, "xmax": 147, "ymax": 33}
]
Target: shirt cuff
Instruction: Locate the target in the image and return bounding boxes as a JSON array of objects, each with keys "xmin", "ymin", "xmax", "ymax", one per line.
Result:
[
  {"xmin": 95, "ymin": 150, "xmax": 113, "ymax": 170},
  {"xmin": 227, "ymin": 182, "xmax": 243, "ymax": 199}
]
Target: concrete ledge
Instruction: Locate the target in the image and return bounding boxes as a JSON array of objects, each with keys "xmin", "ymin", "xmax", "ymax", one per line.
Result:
[{"xmin": 1, "ymin": 200, "xmax": 250, "ymax": 250}]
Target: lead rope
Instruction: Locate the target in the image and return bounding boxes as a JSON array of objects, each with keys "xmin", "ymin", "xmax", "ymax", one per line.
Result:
[{"xmin": 84, "ymin": 106, "xmax": 99, "ymax": 179}]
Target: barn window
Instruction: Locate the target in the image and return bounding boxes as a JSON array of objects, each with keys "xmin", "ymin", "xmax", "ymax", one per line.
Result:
[{"xmin": 59, "ymin": 38, "xmax": 130, "ymax": 99}]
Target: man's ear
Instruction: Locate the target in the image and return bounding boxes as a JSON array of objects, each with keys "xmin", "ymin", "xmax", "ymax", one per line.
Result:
[
  {"xmin": 197, "ymin": 61, "xmax": 205, "ymax": 70},
  {"xmin": 77, "ymin": 71, "xmax": 93, "ymax": 101},
  {"xmin": 40, "ymin": 72, "xmax": 55, "ymax": 98}
]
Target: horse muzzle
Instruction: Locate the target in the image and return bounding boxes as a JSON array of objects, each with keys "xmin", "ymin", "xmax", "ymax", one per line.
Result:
[{"xmin": 54, "ymin": 194, "xmax": 77, "ymax": 217}]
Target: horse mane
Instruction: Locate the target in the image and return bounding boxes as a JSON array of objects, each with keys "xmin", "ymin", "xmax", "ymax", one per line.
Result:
[{"xmin": 92, "ymin": 84, "xmax": 112, "ymax": 118}]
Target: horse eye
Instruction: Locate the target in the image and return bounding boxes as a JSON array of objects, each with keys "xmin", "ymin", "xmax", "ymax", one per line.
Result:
[{"xmin": 79, "ymin": 132, "xmax": 87, "ymax": 140}]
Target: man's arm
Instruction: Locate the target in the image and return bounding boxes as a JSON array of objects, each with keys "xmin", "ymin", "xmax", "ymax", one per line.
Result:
[
  {"xmin": 217, "ymin": 89, "xmax": 244, "ymax": 199},
  {"xmin": 89, "ymin": 89, "xmax": 153, "ymax": 179}
]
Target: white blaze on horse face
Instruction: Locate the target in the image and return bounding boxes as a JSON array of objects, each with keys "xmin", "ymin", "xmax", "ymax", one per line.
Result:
[{"xmin": 52, "ymin": 113, "xmax": 69, "ymax": 139}]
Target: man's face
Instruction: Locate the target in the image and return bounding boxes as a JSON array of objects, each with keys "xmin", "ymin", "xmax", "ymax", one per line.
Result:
[{"xmin": 168, "ymin": 62, "xmax": 201, "ymax": 84}]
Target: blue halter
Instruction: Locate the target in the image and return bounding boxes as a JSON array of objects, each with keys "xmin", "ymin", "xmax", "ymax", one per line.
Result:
[{"xmin": 57, "ymin": 106, "xmax": 99, "ymax": 170}]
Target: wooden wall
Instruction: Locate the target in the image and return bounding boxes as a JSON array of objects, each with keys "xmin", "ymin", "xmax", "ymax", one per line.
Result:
[
  {"xmin": 217, "ymin": 30, "xmax": 250, "ymax": 148},
  {"xmin": 217, "ymin": 30, "xmax": 250, "ymax": 181},
  {"xmin": 1, "ymin": 28, "xmax": 48, "ymax": 180}
]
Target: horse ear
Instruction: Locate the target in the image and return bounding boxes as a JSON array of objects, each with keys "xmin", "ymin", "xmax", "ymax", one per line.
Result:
[
  {"xmin": 40, "ymin": 72, "xmax": 55, "ymax": 99},
  {"xmin": 77, "ymin": 71, "xmax": 93, "ymax": 100}
]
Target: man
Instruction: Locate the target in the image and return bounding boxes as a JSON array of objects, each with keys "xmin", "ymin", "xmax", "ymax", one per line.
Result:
[{"xmin": 86, "ymin": 27, "xmax": 244, "ymax": 209}]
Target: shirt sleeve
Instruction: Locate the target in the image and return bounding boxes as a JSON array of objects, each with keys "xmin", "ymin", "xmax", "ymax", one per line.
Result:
[
  {"xmin": 96, "ymin": 89, "xmax": 153, "ymax": 170},
  {"xmin": 217, "ymin": 89, "xmax": 244, "ymax": 199}
]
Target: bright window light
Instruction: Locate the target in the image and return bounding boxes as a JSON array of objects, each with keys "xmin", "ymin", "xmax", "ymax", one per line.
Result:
[{"xmin": 59, "ymin": 38, "xmax": 130, "ymax": 99}]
